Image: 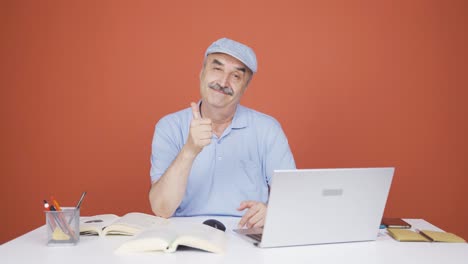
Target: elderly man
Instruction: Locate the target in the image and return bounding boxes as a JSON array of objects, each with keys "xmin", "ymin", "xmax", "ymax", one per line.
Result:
[{"xmin": 149, "ymin": 38, "xmax": 295, "ymax": 228}]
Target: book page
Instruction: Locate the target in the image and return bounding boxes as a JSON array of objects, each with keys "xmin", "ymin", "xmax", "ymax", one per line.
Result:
[
  {"xmin": 103, "ymin": 212, "xmax": 168, "ymax": 236},
  {"xmin": 80, "ymin": 214, "xmax": 119, "ymax": 236},
  {"xmin": 115, "ymin": 222, "xmax": 227, "ymax": 254},
  {"xmin": 115, "ymin": 226, "xmax": 178, "ymax": 253},
  {"xmin": 167, "ymin": 222, "xmax": 226, "ymax": 254}
]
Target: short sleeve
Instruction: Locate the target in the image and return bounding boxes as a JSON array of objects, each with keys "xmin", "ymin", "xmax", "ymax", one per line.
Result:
[
  {"xmin": 150, "ymin": 115, "xmax": 186, "ymax": 183},
  {"xmin": 263, "ymin": 120, "xmax": 296, "ymax": 185}
]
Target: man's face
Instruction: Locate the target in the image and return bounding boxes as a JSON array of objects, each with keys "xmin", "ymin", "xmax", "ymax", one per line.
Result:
[{"xmin": 200, "ymin": 53, "xmax": 252, "ymax": 110}]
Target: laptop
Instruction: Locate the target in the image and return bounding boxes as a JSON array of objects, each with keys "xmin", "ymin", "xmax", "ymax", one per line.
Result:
[{"xmin": 234, "ymin": 167, "xmax": 394, "ymax": 248}]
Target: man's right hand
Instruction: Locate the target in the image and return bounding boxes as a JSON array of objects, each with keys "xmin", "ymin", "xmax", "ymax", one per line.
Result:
[{"xmin": 186, "ymin": 102, "xmax": 212, "ymax": 155}]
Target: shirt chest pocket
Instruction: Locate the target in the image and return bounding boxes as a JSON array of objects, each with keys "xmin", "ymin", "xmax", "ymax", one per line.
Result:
[{"xmin": 235, "ymin": 160, "xmax": 263, "ymax": 192}]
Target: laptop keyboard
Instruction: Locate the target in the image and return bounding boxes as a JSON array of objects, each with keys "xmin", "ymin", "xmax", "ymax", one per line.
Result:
[{"xmin": 246, "ymin": 233, "xmax": 263, "ymax": 242}]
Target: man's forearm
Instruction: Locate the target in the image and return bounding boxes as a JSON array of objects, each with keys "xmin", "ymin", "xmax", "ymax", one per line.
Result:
[{"xmin": 149, "ymin": 146, "xmax": 197, "ymax": 218}]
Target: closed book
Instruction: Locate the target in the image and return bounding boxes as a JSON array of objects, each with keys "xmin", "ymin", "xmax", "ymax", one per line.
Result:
[
  {"xmin": 387, "ymin": 228, "xmax": 466, "ymax": 243},
  {"xmin": 381, "ymin": 218, "xmax": 411, "ymax": 229},
  {"xmin": 387, "ymin": 229, "xmax": 430, "ymax": 242},
  {"xmin": 419, "ymin": 230, "xmax": 466, "ymax": 243}
]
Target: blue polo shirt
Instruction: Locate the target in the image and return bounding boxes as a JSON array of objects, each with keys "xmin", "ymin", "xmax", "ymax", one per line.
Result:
[{"xmin": 150, "ymin": 104, "xmax": 296, "ymax": 217}]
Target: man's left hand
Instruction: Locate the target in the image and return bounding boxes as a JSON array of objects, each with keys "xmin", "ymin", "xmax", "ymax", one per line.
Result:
[{"xmin": 237, "ymin": 200, "xmax": 267, "ymax": 229}]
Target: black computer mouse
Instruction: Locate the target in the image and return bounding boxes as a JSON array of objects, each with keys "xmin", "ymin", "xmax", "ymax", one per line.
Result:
[{"xmin": 203, "ymin": 219, "xmax": 226, "ymax": 232}]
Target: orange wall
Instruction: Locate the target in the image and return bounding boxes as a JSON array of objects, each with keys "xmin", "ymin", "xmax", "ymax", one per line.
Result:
[{"xmin": 1, "ymin": 0, "xmax": 467, "ymax": 244}]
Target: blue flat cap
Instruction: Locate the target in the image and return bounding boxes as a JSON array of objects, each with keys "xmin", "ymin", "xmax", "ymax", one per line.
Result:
[{"xmin": 205, "ymin": 38, "xmax": 257, "ymax": 73}]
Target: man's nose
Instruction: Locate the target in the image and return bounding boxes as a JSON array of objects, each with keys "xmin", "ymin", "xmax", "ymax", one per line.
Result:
[{"xmin": 218, "ymin": 73, "xmax": 229, "ymax": 88}]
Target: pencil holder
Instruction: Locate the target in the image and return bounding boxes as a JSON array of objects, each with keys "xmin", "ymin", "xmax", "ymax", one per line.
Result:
[{"xmin": 45, "ymin": 207, "xmax": 80, "ymax": 246}]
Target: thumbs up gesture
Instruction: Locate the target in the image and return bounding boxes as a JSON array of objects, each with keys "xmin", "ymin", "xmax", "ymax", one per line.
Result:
[{"xmin": 186, "ymin": 102, "xmax": 212, "ymax": 155}]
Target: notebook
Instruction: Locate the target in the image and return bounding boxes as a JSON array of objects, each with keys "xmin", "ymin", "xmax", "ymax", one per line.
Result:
[{"xmin": 234, "ymin": 167, "xmax": 395, "ymax": 248}]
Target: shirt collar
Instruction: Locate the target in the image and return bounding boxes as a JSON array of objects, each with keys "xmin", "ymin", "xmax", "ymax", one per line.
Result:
[{"xmin": 231, "ymin": 105, "xmax": 248, "ymax": 129}]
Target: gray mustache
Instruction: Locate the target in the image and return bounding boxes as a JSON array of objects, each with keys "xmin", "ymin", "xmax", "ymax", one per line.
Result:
[{"xmin": 208, "ymin": 82, "xmax": 234, "ymax": 96}]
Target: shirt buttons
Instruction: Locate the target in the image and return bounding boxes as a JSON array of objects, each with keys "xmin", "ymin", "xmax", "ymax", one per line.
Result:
[{"xmin": 217, "ymin": 156, "xmax": 223, "ymax": 161}]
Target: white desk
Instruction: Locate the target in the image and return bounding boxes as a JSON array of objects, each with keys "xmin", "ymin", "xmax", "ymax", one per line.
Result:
[{"xmin": 1, "ymin": 217, "xmax": 467, "ymax": 264}]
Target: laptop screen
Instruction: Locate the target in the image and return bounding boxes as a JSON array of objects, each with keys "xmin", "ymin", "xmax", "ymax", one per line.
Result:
[{"xmin": 235, "ymin": 167, "xmax": 394, "ymax": 248}]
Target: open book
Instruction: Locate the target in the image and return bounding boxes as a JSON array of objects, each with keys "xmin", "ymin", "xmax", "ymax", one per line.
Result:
[
  {"xmin": 115, "ymin": 222, "xmax": 227, "ymax": 254},
  {"xmin": 80, "ymin": 212, "xmax": 168, "ymax": 236}
]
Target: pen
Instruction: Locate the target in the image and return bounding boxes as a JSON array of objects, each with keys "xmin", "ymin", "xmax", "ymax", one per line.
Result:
[
  {"xmin": 68, "ymin": 191, "xmax": 87, "ymax": 225},
  {"xmin": 75, "ymin": 191, "xmax": 87, "ymax": 209},
  {"xmin": 50, "ymin": 204, "xmax": 78, "ymax": 240},
  {"xmin": 43, "ymin": 200, "xmax": 50, "ymax": 210},
  {"xmin": 49, "ymin": 204, "xmax": 66, "ymax": 231},
  {"xmin": 50, "ymin": 196, "xmax": 62, "ymax": 211},
  {"xmin": 43, "ymin": 200, "xmax": 56, "ymax": 231},
  {"xmin": 48, "ymin": 196, "xmax": 65, "ymax": 231}
]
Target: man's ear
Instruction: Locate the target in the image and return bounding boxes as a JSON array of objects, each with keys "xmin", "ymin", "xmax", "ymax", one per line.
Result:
[{"xmin": 200, "ymin": 57, "xmax": 208, "ymax": 80}]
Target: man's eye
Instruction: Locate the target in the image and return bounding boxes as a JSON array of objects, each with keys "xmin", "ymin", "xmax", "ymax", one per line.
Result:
[{"xmin": 213, "ymin": 67, "xmax": 221, "ymax": 71}]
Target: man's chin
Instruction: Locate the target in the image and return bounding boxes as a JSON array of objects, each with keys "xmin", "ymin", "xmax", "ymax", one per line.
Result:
[{"xmin": 204, "ymin": 97, "xmax": 235, "ymax": 109}]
